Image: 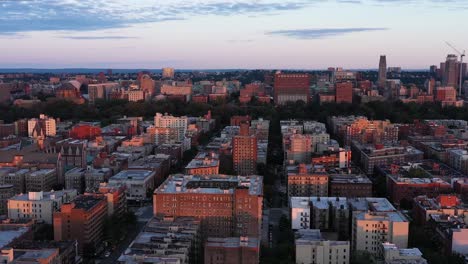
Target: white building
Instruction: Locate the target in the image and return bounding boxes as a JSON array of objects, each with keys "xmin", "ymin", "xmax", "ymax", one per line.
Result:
[
  {"xmin": 352, "ymin": 211, "xmax": 409, "ymax": 255},
  {"xmin": 295, "ymin": 229, "xmax": 350, "ymax": 264},
  {"xmin": 108, "ymin": 170, "xmax": 155, "ymax": 202},
  {"xmin": 381, "ymin": 243, "xmax": 427, "ymax": 264},
  {"xmin": 27, "ymin": 114, "xmax": 56, "ymax": 137},
  {"xmin": 7, "ymin": 190, "xmax": 78, "ymax": 224},
  {"xmin": 447, "ymin": 149, "xmax": 468, "ymax": 174},
  {"xmin": 154, "ymin": 113, "xmax": 188, "ymax": 142},
  {"xmin": 290, "ymin": 197, "xmax": 409, "ymax": 255}
]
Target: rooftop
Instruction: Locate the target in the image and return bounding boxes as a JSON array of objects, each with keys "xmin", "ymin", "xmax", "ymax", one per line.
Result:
[
  {"xmin": 329, "ymin": 174, "xmax": 372, "ymax": 184},
  {"xmin": 72, "ymin": 195, "xmax": 106, "ymax": 211},
  {"xmin": 295, "ymin": 229, "xmax": 350, "ymax": 246},
  {"xmin": 110, "ymin": 170, "xmax": 155, "ymax": 181},
  {"xmin": 155, "ymin": 174, "xmax": 263, "ymax": 195},
  {"xmin": 355, "ymin": 211, "xmax": 408, "ymax": 222},
  {"xmin": 291, "ymin": 197, "xmax": 396, "ymax": 213},
  {"xmin": 9, "ymin": 189, "xmax": 77, "ymax": 202},
  {"xmin": 185, "ymin": 152, "xmax": 219, "ymax": 169},
  {"xmin": 15, "ymin": 249, "xmax": 58, "ymax": 261},
  {"xmin": 0, "ymin": 227, "xmax": 29, "ymax": 248},
  {"xmin": 205, "ymin": 237, "xmax": 259, "ymax": 249}
]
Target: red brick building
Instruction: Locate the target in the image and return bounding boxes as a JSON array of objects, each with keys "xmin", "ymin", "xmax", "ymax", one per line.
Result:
[
  {"xmin": 382, "ymin": 166, "xmax": 453, "ymax": 207},
  {"xmin": 153, "ymin": 174, "xmax": 263, "ymax": 238},
  {"xmin": 435, "ymin": 86, "xmax": 457, "ymax": 102},
  {"xmin": 239, "ymin": 83, "xmax": 267, "ymax": 104},
  {"xmin": 230, "ymin": 115, "xmax": 251, "ymax": 126},
  {"xmin": 0, "ymin": 123, "xmax": 15, "ymax": 138},
  {"xmin": 335, "ymin": 82, "xmax": 353, "ymax": 103},
  {"xmin": 329, "ymin": 174, "xmax": 372, "ymax": 198},
  {"xmin": 318, "ymin": 93, "xmax": 336, "ymax": 104},
  {"xmin": 69, "ymin": 124, "xmax": 102, "ymax": 140},
  {"xmin": 204, "ymin": 237, "xmax": 260, "ymax": 264},
  {"xmin": 232, "ymin": 123, "xmax": 257, "ymax": 175},
  {"xmin": 274, "ymin": 73, "xmax": 310, "ymax": 105},
  {"xmin": 97, "ymin": 183, "xmax": 127, "ymax": 218},
  {"xmin": 192, "ymin": 94, "xmax": 209, "ymax": 103},
  {"xmin": 53, "ymin": 195, "xmax": 107, "ymax": 254},
  {"xmin": 311, "ymin": 149, "xmax": 352, "ymax": 169}
]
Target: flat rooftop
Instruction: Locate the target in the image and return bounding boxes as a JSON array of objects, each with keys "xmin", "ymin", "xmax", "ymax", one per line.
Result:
[
  {"xmin": 330, "ymin": 174, "xmax": 372, "ymax": 184},
  {"xmin": 110, "ymin": 170, "xmax": 154, "ymax": 181},
  {"xmin": 156, "ymin": 174, "xmax": 263, "ymax": 195},
  {"xmin": 205, "ymin": 237, "xmax": 259, "ymax": 249},
  {"xmin": 355, "ymin": 211, "xmax": 408, "ymax": 222},
  {"xmin": 0, "ymin": 227, "xmax": 30, "ymax": 248},
  {"xmin": 9, "ymin": 190, "xmax": 77, "ymax": 201},
  {"xmin": 291, "ymin": 197, "xmax": 396, "ymax": 212},
  {"xmin": 15, "ymin": 249, "xmax": 58, "ymax": 260},
  {"xmin": 295, "ymin": 229, "xmax": 350, "ymax": 246},
  {"xmin": 72, "ymin": 195, "xmax": 105, "ymax": 211},
  {"xmin": 185, "ymin": 152, "xmax": 219, "ymax": 169}
]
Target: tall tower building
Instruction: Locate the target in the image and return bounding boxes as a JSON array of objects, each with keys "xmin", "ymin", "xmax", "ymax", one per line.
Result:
[
  {"xmin": 162, "ymin": 67, "xmax": 175, "ymax": 79},
  {"xmin": 233, "ymin": 122, "xmax": 257, "ymax": 175},
  {"xmin": 378, "ymin": 55, "xmax": 387, "ymax": 88},
  {"xmin": 443, "ymin": 54, "xmax": 459, "ymax": 88}
]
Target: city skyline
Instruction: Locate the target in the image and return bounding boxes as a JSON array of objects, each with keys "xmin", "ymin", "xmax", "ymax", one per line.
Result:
[{"xmin": 0, "ymin": 0, "xmax": 467, "ymax": 69}]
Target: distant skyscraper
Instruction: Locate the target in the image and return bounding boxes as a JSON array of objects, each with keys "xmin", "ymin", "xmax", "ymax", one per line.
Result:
[
  {"xmin": 442, "ymin": 54, "xmax": 459, "ymax": 88},
  {"xmin": 162, "ymin": 67, "xmax": 175, "ymax": 79},
  {"xmin": 378, "ymin": 55, "xmax": 387, "ymax": 88}
]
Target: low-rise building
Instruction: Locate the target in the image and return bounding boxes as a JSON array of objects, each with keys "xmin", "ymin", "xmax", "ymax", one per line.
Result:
[
  {"xmin": 96, "ymin": 183, "xmax": 127, "ymax": 218},
  {"xmin": 295, "ymin": 229, "xmax": 350, "ymax": 264},
  {"xmin": 7, "ymin": 190, "xmax": 78, "ymax": 224},
  {"xmin": 2, "ymin": 240, "xmax": 77, "ymax": 264},
  {"xmin": 287, "ymin": 164, "xmax": 328, "ymax": 198},
  {"xmin": 204, "ymin": 237, "xmax": 260, "ymax": 264},
  {"xmin": 311, "ymin": 148, "xmax": 352, "ymax": 169},
  {"xmin": 118, "ymin": 216, "xmax": 201, "ymax": 264},
  {"xmin": 25, "ymin": 169, "xmax": 57, "ymax": 192},
  {"xmin": 329, "ymin": 174, "xmax": 372, "ymax": 198},
  {"xmin": 185, "ymin": 152, "xmax": 219, "ymax": 175},
  {"xmin": 429, "ymin": 214, "xmax": 468, "ymax": 255},
  {"xmin": 129, "ymin": 154, "xmax": 171, "ymax": 185},
  {"xmin": 64, "ymin": 167, "xmax": 86, "ymax": 193},
  {"xmin": 413, "ymin": 195, "xmax": 467, "ymax": 225},
  {"xmin": 353, "ymin": 142, "xmax": 424, "ymax": 175},
  {"xmin": 290, "ymin": 197, "xmax": 349, "ymax": 240},
  {"xmin": 0, "ymin": 184, "xmax": 14, "ymax": 216},
  {"xmin": 378, "ymin": 164, "xmax": 453, "ymax": 207},
  {"xmin": 108, "ymin": 170, "xmax": 156, "ymax": 203},
  {"xmin": 53, "ymin": 195, "xmax": 107, "ymax": 254},
  {"xmin": 154, "ymin": 174, "xmax": 263, "ymax": 238},
  {"xmin": 381, "ymin": 243, "xmax": 427, "ymax": 264},
  {"xmin": 84, "ymin": 167, "xmax": 113, "ymax": 192},
  {"xmin": 0, "ymin": 168, "xmax": 27, "ymax": 194}
]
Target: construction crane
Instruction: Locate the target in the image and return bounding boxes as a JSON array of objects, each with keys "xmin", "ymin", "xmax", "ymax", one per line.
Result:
[{"xmin": 445, "ymin": 41, "xmax": 466, "ymax": 96}]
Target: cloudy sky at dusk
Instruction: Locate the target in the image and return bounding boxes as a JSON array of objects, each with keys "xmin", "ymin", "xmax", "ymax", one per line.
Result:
[{"xmin": 0, "ymin": 0, "xmax": 466, "ymax": 69}]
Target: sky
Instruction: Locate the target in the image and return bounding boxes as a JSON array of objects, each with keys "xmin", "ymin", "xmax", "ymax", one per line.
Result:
[{"xmin": 0, "ymin": 0, "xmax": 467, "ymax": 69}]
